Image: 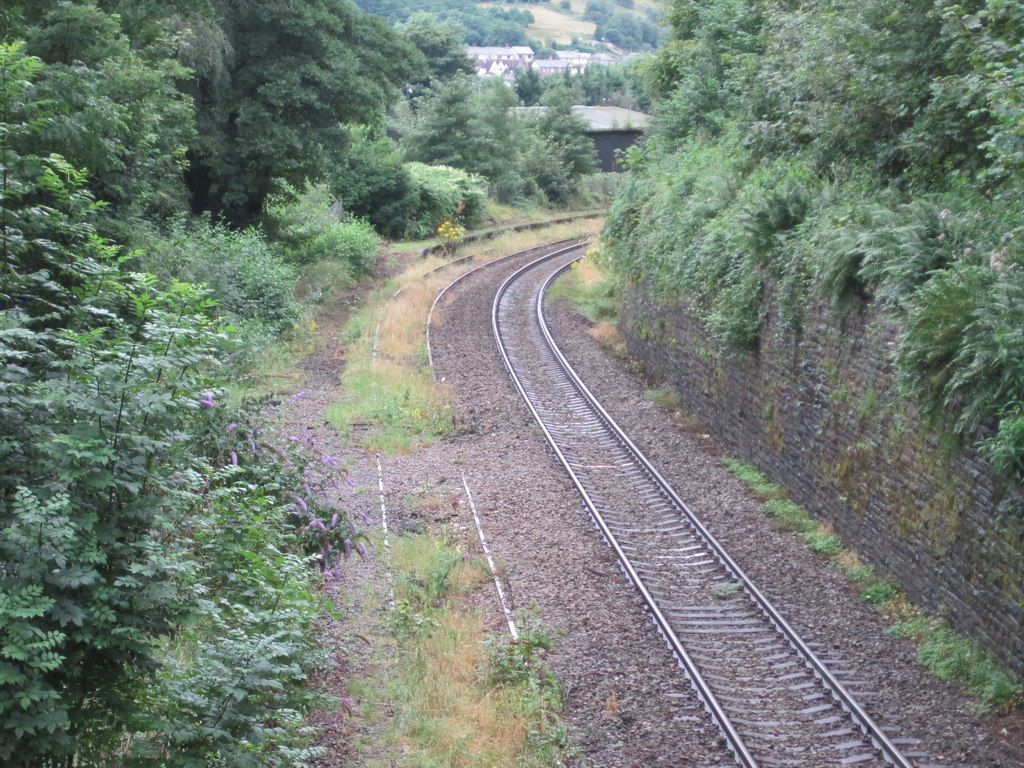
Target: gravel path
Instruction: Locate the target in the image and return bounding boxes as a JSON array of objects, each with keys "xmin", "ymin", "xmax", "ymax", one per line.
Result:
[{"xmin": 287, "ymin": 243, "xmax": 1023, "ymax": 767}]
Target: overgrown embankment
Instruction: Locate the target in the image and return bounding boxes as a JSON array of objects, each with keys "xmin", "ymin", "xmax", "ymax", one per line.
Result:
[{"xmin": 603, "ymin": 0, "xmax": 1024, "ymax": 678}]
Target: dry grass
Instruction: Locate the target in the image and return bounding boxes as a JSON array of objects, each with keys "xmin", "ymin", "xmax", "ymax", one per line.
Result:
[
  {"xmin": 380, "ymin": 535, "xmax": 567, "ymax": 767},
  {"xmin": 449, "ymin": 218, "xmax": 602, "ymax": 264},
  {"xmin": 527, "ymin": 6, "xmax": 596, "ymax": 44},
  {"xmin": 569, "ymin": 255, "xmax": 606, "ymax": 288},
  {"xmin": 590, "ymin": 320, "xmax": 627, "ymax": 357},
  {"xmin": 395, "ymin": 610, "xmax": 537, "ymax": 767}
]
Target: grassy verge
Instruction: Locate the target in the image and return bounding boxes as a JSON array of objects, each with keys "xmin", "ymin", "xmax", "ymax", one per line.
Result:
[
  {"xmin": 723, "ymin": 459, "xmax": 1022, "ymax": 712},
  {"xmin": 547, "ymin": 244, "xmax": 627, "ymax": 357},
  {"xmin": 356, "ymin": 534, "xmax": 569, "ymax": 768}
]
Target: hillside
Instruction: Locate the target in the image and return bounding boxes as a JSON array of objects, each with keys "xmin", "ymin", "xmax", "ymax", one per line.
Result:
[{"xmin": 355, "ymin": 0, "xmax": 663, "ymax": 51}]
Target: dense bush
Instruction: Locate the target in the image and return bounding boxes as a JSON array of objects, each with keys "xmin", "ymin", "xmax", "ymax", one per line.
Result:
[
  {"xmin": 328, "ymin": 128, "xmax": 417, "ymax": 239},
  {"xmin": 604, "ymin": 0, "xmax": 1024, "ymax": 476},
  {"xmin": 143, "ymin": 220, "xmax": 299, "ymax": 335},
  {"xmin": 404, "ymin": 162, "xmax": 487, "ymax": 238},
  {"xmin": 1, "ymin": 44, "xmax": 344, "ymax": 765},
  {"xmin": 264, "ymin": 182, "xmax": 381, "ymax": 272}
]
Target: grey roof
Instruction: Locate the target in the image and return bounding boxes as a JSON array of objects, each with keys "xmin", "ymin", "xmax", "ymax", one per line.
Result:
[
  {"xmin": 515, "ymin": 105, "xmax": 651, "ymax": 132},
  {"xmin": 467, "ymin": 46, "xmax": 534, "ymax": 57},
  {"xmin": 571, "ymin": 106, "xmax": 650, "ymax": 131}
]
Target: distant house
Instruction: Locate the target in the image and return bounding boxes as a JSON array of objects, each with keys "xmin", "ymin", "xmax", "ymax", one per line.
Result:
[
  {"xmin": 467, "ymin": 46, "xmax": 534, "ymax": 80},
  {"xmin": 554, "ymin": 50, "xmax": 591, "ymax": 66},
  {"xmin": 517, "ymin": 105, "xmax": 651, "ymax": 173},
  {"xmin": 532, "ymin": 58, "xmax": 579, "ymax": 76}
]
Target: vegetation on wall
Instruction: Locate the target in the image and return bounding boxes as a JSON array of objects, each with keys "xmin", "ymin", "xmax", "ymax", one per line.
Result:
[{"xmin": 604, "ymin": 0, "xmax": 1024, "ymax": 485}]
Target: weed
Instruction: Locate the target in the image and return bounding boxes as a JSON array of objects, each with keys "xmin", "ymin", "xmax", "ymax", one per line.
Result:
[
  {"xmin": 646, "ymin": 385, "xmax": 682, "ymax": 410},
  {"xmin": 722, "ymin": 459, "xmax": 787, "ymax": 501},
  {"xmin": 888, "ymin": 620, "xmax": 1023, "ymax": 711},
  {"xmin": 859, "ymin": 579, "xmax": 901, "ymax": 605},
  {"xmin": 713, "ymin": 582, "xmax": 741, "ymax": 598},
  {"xmin": 548, "ymin": 253, "xmax": 620, "ymax": 324},
  {"xmin": 801, "ymin": 522, "xmax": 844, "ymax": 556},
  {"xmin": 764, "ymin": 498, "xmax": 818, "ymax": 533}
]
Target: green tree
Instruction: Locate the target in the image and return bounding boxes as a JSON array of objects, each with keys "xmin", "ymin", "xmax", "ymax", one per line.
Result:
[
  {"xmin": 0, "ymin": 43, "xmax": 224, "ymax": 763},
  {"xmin": 515, "ymin": 66, "xmax": 544, "ymax": 106},
  {"xmin": 13, "ymin": 2, "xmax": 195, "ymax": 242},
  {"xmin": 187, "ymin": 0, "xmax": 422, "ymax": 224},
  {"xmin": 538, "ymin": 85, "xmax": 597, "ymax": 183},
  {"xmin": 398, "ymin": 11, "xmax": 474, "ymax": 97},
  {"xmin": 402, "ymin": 77, "xmax": 497, "ymax": 176},
  {"xmin": 403, "ymin": 78, "xmax": 540, "ymax": 204}
]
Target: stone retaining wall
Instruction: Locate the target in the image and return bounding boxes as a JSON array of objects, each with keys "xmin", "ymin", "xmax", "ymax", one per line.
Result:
[{"xmin": 621, "ymin": 283, "xmax": 1024, "ymax": 678}]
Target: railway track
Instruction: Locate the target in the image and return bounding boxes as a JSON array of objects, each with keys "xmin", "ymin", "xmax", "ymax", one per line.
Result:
[{"xmin": 489, "ymin": 247, "xmax": 934, "ymax": 768}]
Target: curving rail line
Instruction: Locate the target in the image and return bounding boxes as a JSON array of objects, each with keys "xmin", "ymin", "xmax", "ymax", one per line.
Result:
[
  {"xmin": 490, "ymin": 248, "xmax": 925, "ymax": 768},
  {"xmin": 425, "ymin": 239, "xmax": 583, "ymax": 371}
]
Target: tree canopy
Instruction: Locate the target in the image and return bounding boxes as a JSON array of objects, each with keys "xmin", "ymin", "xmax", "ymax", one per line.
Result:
[{"xmin": 187, "ymin": 0, "xmax": 422, "ymax": 224}]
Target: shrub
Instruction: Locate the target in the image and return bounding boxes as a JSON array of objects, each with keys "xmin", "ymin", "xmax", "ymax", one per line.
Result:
[
  {"xmin": 144, "ymin": 220, "xmax": 299, "ymax": 334},
  {"xmin": 404, "ymin": 162, "xmax": 487, "ymax": 239},
  {"xmin": 264, "ymin": 182, "xmax": 380, "ymax": 273},
  {"xmin": 327, "ymin": 127, "xmax": 416, "ymax": 239}
]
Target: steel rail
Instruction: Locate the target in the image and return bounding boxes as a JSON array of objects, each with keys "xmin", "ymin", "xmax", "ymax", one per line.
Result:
[
  {"xmin": 533, "ymin": 258, "xmax": 917, "ymax": 768},
  {"xmin": 425, "ymin": 238, "xmax": 583, "ymax": 371},
  {"xmin": 491, "ymin": 248, "xmax": 758, "ymax": 768}
]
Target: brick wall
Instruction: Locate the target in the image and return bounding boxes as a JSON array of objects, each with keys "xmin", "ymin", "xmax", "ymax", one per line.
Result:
[{"xmin": 621, "ymin": 283, "xmax": 1024, "ymax": 677}]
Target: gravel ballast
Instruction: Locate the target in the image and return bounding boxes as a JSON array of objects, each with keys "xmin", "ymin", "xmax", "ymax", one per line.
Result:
[{"xmin": 292, "ymin": 243, "xmax": 1023, "ymax": 767}]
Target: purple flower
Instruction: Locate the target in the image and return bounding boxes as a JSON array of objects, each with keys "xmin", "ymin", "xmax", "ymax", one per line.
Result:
[
  {"xmin": 288, "ymin": 391, "xmax": 306, "ymax": 402},
  {"xmin": 331, "ymin": 513, "xmax": 339, "ymax": 528},
  {"xmin": 303, "ymin": 483, "xmax": 312, "ymax": 496},
  {"xmin": 321, "ymin": 455, "xmax": 337, "ymax": 467},
  {"xmin": 360, "ymin": 510, "xmax": 369, "ymax": 526},
  {"xmin": 310, "ymin": 518, "xmax": 326, "ymax": 531},
  {"xmin": 296, "ymin": 496, "xmax": 308, "ymax": 514},
  {"xmin": 225, "ymin": 423, "xmax": 238, "ymax": 431},
  {"xmin": 198, "ymin": 392, "xmax": 217, "ymax": 407},
  {"xmin": 251, "ymin": 442, "xmax": 258, "ymax": 455},
  {"xmin": 357, "ymin": 541, "xmax": 369, "ymax": 559},
  {"xmin": 343, "ymin": 539, "xmax": 352, "ymax": 560},
  {"xmin": 349, "ymin": 520, "xmax": 358, "ymax": 536},
  {"xmin": 230, "ymin": 451, "xmax": 238, "ymax": 466}
]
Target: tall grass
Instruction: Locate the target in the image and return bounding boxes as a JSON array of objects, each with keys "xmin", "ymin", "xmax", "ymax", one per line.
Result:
[{"xmin": 382, "ymin": 535, "xmax": 569, "ymax": 768}]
